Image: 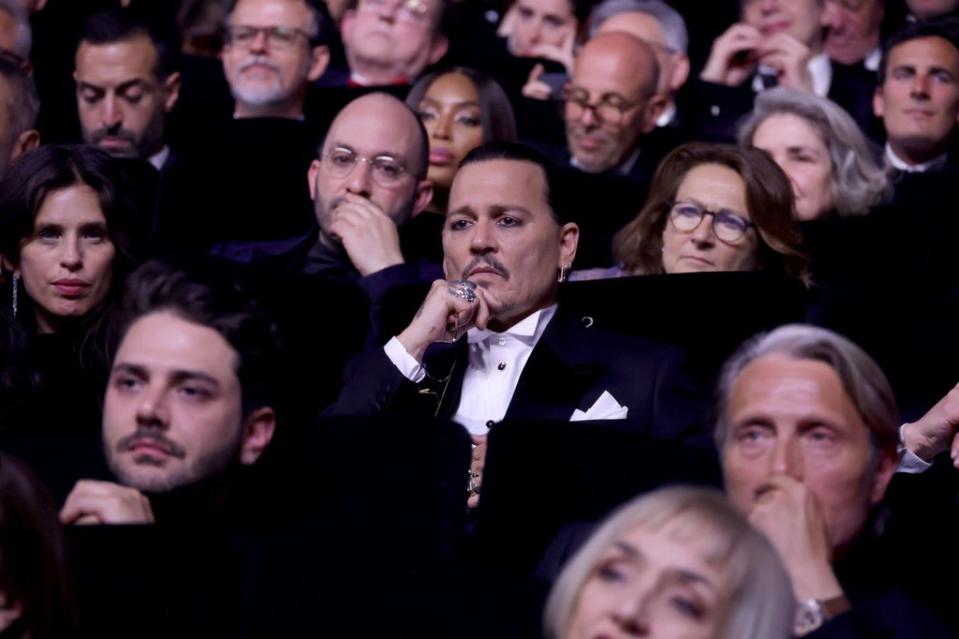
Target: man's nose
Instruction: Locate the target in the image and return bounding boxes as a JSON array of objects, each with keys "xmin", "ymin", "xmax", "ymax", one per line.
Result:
[
  {"xmin": 345, "ymin": 159, "xmax": 374, "ymax": 196},
  {"xmin": 771, "ymin": 437, "xmax": 802, "ymax": 480},
  {"xmin": 821, "ymin": 1, "xmax": 843, "ymax": 30},
  {"xmin": 250, "ymin": 28, "xmax": 269, "ymax": 53},
  {"xmin": 911, "ymin": 73, "xmax": 932, "ymax": 98},
  {"xmin": 469, "ymin": 218, "xmax": 496, "ymax": 252},
  {"xmin": 101, "ymin": 94, "xmax": 122, "ymax": 129},
  {"xmin": 135, "ymin": 386, "xmax": 171, "ymax": 429}
]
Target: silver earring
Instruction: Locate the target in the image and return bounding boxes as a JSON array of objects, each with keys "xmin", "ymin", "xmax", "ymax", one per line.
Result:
[
  {"xmin": 558, "ymin": 265, "xmax": 568, "ymax": 283},
  {"xmin": 11, "ymin": 271, "xmax": 18, "ymax": 318}
]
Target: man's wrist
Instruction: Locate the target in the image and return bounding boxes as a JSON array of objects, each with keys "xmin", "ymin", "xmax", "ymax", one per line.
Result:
[{"xmin": 902, "ymin": 422, "xmax": 941, "ymax": 461}]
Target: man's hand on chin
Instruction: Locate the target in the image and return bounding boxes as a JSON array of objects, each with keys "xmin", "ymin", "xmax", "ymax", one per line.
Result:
[
  {"xmin": 59, "ymin": 479, "xmax": 156, "ymax": 525},
  {"xmin": 328, "ymin": 193, "xmax": 405, "ymax": 276}
]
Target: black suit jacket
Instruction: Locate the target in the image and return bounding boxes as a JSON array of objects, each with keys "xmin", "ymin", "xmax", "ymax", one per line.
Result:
[{"xmin": 329, "ymin": 306, "xmax": 706, "ymax": 442}]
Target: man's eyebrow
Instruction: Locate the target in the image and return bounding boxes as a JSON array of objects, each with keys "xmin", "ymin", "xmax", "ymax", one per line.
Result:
[
  {"xmin": 329, "ymin": 142, "xmax": 402, "ymax": 160},
  {"xmin": 448, "ymin": 205, "xmax": 476, "ymax": 218},
  {"xmin": 115, "ymin": 78, "xmax": 150, "ymax": 93},
  {"xmin": 111, "ymin": 362, "xmax": 221, "ymax": 387}
]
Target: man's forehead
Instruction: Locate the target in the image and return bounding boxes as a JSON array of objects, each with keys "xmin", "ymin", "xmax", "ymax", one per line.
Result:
[
  {"xmin": 324, "ymin": 101, "xmax": 422, "ymax": 160},
  {"xmin": 449, "ymin": 159, "xmax": 549, "ymax": 208},
  {"xmin": 76, "ymin": 36, "xmax": 161, "ymax": 80},
  {"xmin": 117, "ymin": 312, "xmax": 240, "ymax": 379},
  {"xmin": 231, "ymin": 0, "xmax": 312, "ymax": 24},
  {"xmin": 890, "ymin": 35, "xmax": 959, "ymax": 67},
  {"xmin": 727, "ymin": 354, "xmax": 864, "ymax": 427}
]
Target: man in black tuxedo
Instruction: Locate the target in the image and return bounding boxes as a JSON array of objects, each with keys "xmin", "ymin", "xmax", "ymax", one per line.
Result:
[
  {"xmin": 873, "ymin": 17, "xmax": 959, "ymax": 173},
  {"xmin": 330, "ymin": 142, "xmax": 706, "ymax": 501}
]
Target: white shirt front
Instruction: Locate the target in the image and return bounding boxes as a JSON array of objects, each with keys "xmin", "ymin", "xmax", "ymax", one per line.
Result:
[
  {"xmin": 885, "ymin": 143, "xmax": 949, "ymax": 173},
  {"xmin": 384, "ymin": 305, "xmax": 558, "ymax": 435}
]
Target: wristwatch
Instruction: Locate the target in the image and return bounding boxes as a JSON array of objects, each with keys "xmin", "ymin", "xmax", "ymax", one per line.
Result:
[{"xmin": 794, "ymin": 595, "xmax": 851, "ymax": 636}]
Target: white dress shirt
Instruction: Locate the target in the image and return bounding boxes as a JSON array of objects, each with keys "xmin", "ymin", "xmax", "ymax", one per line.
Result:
[
  {"xmin": 885, "ymin": 143, "xmax": 949, "ymax": 173},
  {"xmin": 148, "ymin": 145, "xmax": 170, "ymax": 171},
  {"xmin": 384, "ymin": 305, "xmax": 557, "ymax": 435}
]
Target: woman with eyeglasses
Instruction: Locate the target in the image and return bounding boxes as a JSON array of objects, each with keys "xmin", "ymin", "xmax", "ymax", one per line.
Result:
[
  {"xmin": 574, "ymin": 143, "xmax": 808, "ymax": 282},
  {"xmin": 0, "ymin": 145, "xmax": 139, "ymax": 433}
]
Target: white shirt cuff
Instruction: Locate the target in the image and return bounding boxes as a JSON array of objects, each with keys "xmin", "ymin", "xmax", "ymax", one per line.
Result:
[
  {"xmin": 897, "ymin": 424, "xmax": 933, "ymax": 474},
  {"xmin": 384, "ymin": 336, "xmax": 426, "ymax": 383}
]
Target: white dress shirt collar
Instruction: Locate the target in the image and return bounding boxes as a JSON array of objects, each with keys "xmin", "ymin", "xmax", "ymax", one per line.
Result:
[
  {"xmin": 885, "ymin": 143, "xmax": 949, "ymax": 173},
  {"xmin": 467, "ymin": 305, "xmax": 555, "ymax": 345},
  {"xmin": 148, "ymin": 145, "xmax": 170, "ymax": 171}
]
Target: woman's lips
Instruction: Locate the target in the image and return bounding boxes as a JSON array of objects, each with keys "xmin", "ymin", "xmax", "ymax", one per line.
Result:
[
  {"xmin": 52, "ymin": 279, "xmax": 89, "ymax": 297},
  {"xmin": 429, "ymin": 148, "xmax": 456, "ymax": 165}
]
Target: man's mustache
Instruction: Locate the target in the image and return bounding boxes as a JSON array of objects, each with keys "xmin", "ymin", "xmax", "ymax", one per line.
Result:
[
  {"xmin": 239, "ymin": 54, "xmax": 281, "ymax": 75},
  {"xmin": 116, "ymin": 429, "xmax": 187, "ymax": 460},
  {"xmin": 461, "ymin": 255, "xmax": 510, "ymax": 280},
  {"xmin": 90, "ymin": 126, "xmax": 136, "ymax": 145}
]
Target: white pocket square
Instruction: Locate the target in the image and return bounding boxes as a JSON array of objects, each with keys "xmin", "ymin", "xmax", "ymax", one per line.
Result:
[{"xmin": 570, "ymin": 390, "xmax": 628, "ymax": 421}]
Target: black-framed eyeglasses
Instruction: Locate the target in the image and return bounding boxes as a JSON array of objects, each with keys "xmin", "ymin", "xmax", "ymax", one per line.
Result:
[
  {"xmin": 322, "ymin": 146, "xmax": 409, "ymax": 187},
  {"xmin": 667, "ymin": 201, "xmax": 754, "ymax": 244},
  {"xmin": 561, "ymin": 85, "xmax": 640, "ymax": 126},
  {"xmin": 225, "ymin": 24, "xmax": 315, "ymax": 50}
]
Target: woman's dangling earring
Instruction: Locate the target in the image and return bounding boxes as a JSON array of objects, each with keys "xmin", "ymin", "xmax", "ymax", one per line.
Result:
[{"xmin": 11, "ymin": 271, "xmax": 19, "ymax": 318}]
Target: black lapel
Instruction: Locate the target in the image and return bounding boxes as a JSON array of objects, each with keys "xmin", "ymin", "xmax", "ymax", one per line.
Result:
[
  {"xmin": 417, "ymin": 338, "xmax": 469, "ymax": 419},
  {"xmin": 503, "ymin": 309, "xmax": 607, "ymax": 423}
]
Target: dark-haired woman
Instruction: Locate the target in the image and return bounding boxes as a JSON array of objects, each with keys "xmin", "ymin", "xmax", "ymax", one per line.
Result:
[{"xmin": 0, "ymin": 144, "xmax": 139, "ymax": 432}]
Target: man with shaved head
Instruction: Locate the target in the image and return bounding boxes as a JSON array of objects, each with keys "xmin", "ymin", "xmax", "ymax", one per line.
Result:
[
  {"xmin": 589, "ymin": 0, "xmax": 690, "ymax": 129},
  {"xmin": 305, "ymin": 91, "xmax": 433, "ymax": 279},
  {"xmin": 563, "ymin": 31, "xmax": 666, "ymax": 175}
]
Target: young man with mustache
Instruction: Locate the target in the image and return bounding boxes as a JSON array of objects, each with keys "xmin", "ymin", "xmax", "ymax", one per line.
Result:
[{"xmin": 59, "ymin": 261, "xmax": 279, "ymax": 525}]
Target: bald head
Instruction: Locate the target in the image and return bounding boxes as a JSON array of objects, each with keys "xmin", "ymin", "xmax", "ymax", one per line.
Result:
[
  {"xmin": 324, "ymin": 92, "xmax": 429, "ymax": 177},
  {"xmin": 577, "ymin": 32, "xmax": 659, "ymax": 101},
  {"xmin": 596, "ymin": 12, "xmax": 690, "ymax": 95},
  {"xmin": 565, "ymin": 32, "xmax": 663, "ymax": 173}
]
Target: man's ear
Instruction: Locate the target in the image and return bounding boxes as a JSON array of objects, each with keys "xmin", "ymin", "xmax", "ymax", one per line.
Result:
[
  {"xmin": 558, "ymin": 221, "xmax": 579, "ymax": 270},
  {"xmin": 239, "ymin": 407, "xmax": 276, "ymax": 465},
  {"xmin": 307, "ymin": 45, "xmax": 331, "ymax": 81},
  {"xmin": 9, "ymin": 129, "xmax": 39, "ymax": 165},
  {"xmin": 873, "ymin": 86, "xmax": 884, "ymax": 119},
  {"xmin": 163, "ymin": 71, "xmax": 182, "ymax": 112},
  {"xmin": 308, "ymin": 158, "xmax": 322, "ymax": 200},
  {"xmin": 428, "ymin": 35, "xmax": 449, "ymax": 66},
  {"xmin": 670, "ymin": 53, "xmax": 691, "ymax": 93},
  {"xmin": 412, "ymin": 179, "xmax": 434, "ymax": 216},
  {"xmin": 641, "ymin": 93, "xmax": 668, "ymax": 133},
  {"xmin": 869, "ymin": 447, "xmax": 898, "ymax": 505}
]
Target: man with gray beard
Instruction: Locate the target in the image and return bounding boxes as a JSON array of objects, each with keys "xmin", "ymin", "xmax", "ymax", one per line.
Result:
[{"xmin": 221, "ymin": 0, "xmax": 329, "ymax": 119}]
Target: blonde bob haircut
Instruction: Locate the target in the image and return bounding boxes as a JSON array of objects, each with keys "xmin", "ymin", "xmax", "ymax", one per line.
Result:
[{"xmin": 543, "ymin": 486, "xmax": 795, "ymax": 639}]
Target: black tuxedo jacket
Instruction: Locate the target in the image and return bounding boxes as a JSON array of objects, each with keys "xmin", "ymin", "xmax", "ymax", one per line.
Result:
[{"xmin": 329, "ymin": 306, "xmax": 706, "ymax": 442}]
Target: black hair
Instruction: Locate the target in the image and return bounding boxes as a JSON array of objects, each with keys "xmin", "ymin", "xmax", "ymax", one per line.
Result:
[
  {"xmin": 78, "ymin": 8, "xmax": 179, "ymax": 79},
  {"xmin": 878, "ymin": 16, "xmax": 959, "ymax": 84},
  {"xmin": 116, "ymin": 260, "xmax": 282, "ymax": 417},
  {"xmin": 458, "ymin": 141, "xmax": 571, "ymax": 224},
  {"xmin": 405, "ymin": 66, "xmax": 518, "ymax": 144}
]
